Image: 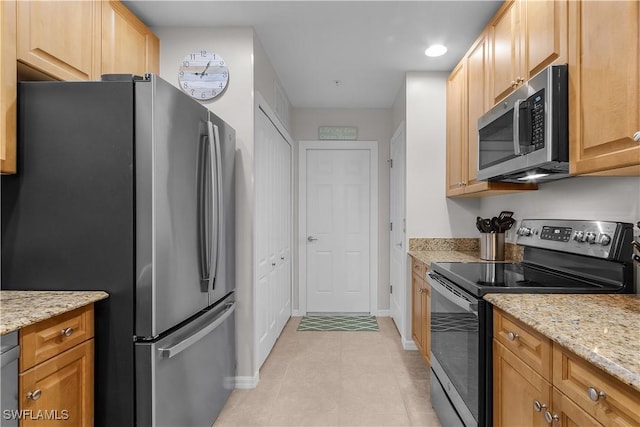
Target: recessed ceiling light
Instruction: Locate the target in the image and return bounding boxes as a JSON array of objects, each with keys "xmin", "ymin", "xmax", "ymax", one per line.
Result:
[{"xmin": 425, "ymin": 44, "xmax": 447, "ymax": 57}]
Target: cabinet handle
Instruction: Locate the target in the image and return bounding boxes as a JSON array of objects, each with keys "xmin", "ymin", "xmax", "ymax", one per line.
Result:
[
  {"xmin": 516, "ymin": 76, "xmax": 524, "ymax": 84},
  {"xmin": 26, "ymin": 389, "xmax": 42, "ymax": 400},
  {"xmin": 587, "ymin": 386, "xmax": 606, "ymax": 401},
  {"xmin": 507, "ymin": 331, "xmax": 519, "ymax": 341},
  {"xmin": 60, "ymin": 327, "xmax": 74, "ymax": 337},
  {"xmin": 633, "ymin": 131, "xmax": 640, "ymax": 142},
  {"xmin": 533, "ymin": 400, "xmax": 547, "ymax": 412},
  {"xmin": 510, "ymin": 80, "xmax": 517, "ymax": 87},
  {"xmin": 544, "ymin": 411, "xmax": 559, "ymax": 424}
]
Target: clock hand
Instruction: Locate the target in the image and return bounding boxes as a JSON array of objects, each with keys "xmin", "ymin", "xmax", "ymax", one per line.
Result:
[{"xmin": 200, "ymin": 60, "xmax": 211, "ymax": 79}]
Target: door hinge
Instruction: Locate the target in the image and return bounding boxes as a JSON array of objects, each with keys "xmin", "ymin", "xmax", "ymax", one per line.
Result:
[
  {"xmin": 390, "ymin": 285, "xmax": 393, "ymax": 294},
  {"xmin": 390, "ymin": 222, "xmax": 393, "ymax": 231},
  {"xmin": 388, "ymin": 158, "xmax": 393, "ymax": 168}
]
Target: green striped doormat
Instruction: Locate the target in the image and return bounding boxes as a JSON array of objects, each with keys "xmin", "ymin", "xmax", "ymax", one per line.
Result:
[{"xmin": 297, "ymin": 315, "xmax": 378, "ymax": 331}]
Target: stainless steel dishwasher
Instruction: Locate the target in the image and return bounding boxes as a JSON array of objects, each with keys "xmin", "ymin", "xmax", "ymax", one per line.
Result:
[{"xmin": 1, "ymin": 331, "xmax": 19, "ymax": 427}]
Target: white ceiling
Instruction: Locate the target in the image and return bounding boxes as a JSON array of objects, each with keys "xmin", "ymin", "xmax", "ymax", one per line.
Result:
[{"xmin": 123, "ymin": 0, "xmax": 503, "ymax": 109}]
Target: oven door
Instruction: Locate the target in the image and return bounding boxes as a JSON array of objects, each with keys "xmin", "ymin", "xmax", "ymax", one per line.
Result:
[{"xmin": 428, "ymin": 272, "xmax": 490, "ymax": 427}]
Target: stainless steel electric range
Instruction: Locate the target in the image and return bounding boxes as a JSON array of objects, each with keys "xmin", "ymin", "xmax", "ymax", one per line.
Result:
[{"xmin": 426, "ymin": 219, "xmax": 635, "ymax": 427}]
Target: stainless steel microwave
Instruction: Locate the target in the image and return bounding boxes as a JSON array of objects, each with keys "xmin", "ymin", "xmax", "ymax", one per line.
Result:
[{"xmin": 477, "ymin": 64, "xmax": 569, "ymax": 183}]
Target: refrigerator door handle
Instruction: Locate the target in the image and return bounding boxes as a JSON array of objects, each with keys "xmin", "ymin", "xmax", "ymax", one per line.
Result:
[
  {"xmin": 198, "ymin": 121, "xmax": 218, "ymax": 288},
  {"xmin": 157, "ymin": 302, "xmax": 235, "ymax": 359},
  {"xmin": 211, "ymin": 124, "xmax": 224, "ymax": 290},
  {"xmin": 197, "ymin": 133, "xmax": 212, "ymax": 289}
]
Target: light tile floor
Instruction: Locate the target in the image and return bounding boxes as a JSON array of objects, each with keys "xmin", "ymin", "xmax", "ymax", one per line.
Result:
[{"xmin": 213, "ymin": 317, "xmax": 443, "ymax": 427}]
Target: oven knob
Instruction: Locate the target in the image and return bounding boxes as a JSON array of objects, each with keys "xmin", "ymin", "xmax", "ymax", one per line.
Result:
[
  {"xmin": 600, "ymin": 234, "xmax": 611, "ymax": 246},
  {"xmin": 519, "ymin": 227, "xmax": 532, "ymax": 236},
  {"xmin": 574, "ymin": 231, "xmax": 584, "ymax": 242},
  {"xmin": 585, "ymin": 232, "xmax": 596, "ymax": 244}
]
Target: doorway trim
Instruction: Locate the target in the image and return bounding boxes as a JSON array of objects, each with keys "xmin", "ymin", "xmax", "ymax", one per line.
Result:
[{"xmin": 298, "ymin": 140, "xmax": 378, "ymax": 316}]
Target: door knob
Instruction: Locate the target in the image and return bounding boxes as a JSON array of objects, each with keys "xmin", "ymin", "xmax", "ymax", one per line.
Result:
[
  {"xmin": 307, "ymin": 236, "xmax": 318, "ymax": 242},
  {"xmin": 396, "ymin": 242, "xmax": 403, "ymax": 248},
  {"xmin": 633, "ymin": 131, "xmax": 640, "ymax": 142}
]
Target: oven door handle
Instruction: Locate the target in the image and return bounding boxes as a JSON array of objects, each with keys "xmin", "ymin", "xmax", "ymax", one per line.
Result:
[{"xmin": 427, "ymin": 273, "xmax": 478, "ymax": 315}]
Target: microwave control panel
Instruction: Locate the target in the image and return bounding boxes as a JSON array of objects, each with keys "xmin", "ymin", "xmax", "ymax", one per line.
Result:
[{"xmin": 530, "ymin": 89, "xmax": 545, "ymax": 149}]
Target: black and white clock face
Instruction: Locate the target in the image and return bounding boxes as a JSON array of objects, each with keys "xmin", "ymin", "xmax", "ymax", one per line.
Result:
[{"xmin": 178, "ymin": 50, "xmax": 229, "ymax": 100}]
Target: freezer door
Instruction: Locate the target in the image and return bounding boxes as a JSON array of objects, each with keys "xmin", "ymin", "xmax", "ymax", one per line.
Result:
[
  {"xmin": 135, "ymin": 295, "xmax": 236, "ymax": 427},
  {"xmin": 208, "ymin": 113, "xmax": 236, "ymax": 305},
  {"xmin": 135, "ymin": 75, "xmax": 213, "ymax": 337}
]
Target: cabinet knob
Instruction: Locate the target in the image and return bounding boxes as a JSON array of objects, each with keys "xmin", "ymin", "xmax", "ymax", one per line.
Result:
[
  {"xmin": 544, "ymin": 411, "xmax": 559, "ymax": 424},
  {"xmin": 61, "ymin": 327, "xmax": 74, "ymax": 337},
  {"xmin": 533, "ymin": 400, "xmax": 547, "ymax": 412},
  {"xmin": 516, "ymin": 76, "xmax": 524, "ymax": 84},
  {"xmin": 633, "ymin": 131, "xmax": 640, "ymax": 142},
  {"xmin": 507, "ymin": 331, "xmax": 519, "ymax": 341},
  {"xmin": 26, "ymin": 389, "xmax": 42, "ymax": 400},
  {"xmin": 510, "ymin": 80, "xmax": 517, "ymax": 87},
  {"xmin": 587, "ymin": 386, "xmax": 606, "ymax": 401}
]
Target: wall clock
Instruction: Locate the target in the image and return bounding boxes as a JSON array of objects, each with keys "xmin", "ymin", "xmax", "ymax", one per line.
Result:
[{"xmin": 178, "ymin": 50, "xmax": 229, "ymax": 101}]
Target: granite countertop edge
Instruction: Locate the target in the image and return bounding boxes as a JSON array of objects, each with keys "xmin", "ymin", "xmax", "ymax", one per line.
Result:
[
  {"xmin": 0, "ymin": 290, "xmax": 109, "ymax": 335},
  {"xmin": 485, "ymin": 294, "xmax": 640, "ymax": 393},
  {"xmin": 408, "ymin": 250, "xmax": 483, "ymax": 266}
]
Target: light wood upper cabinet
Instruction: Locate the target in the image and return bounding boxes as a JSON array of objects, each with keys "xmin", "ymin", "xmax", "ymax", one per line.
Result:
[
  {"xmin": 489, "ymin": 0, "xmax": 523, "ymax": 104},
  {"xmin": 17, "ymin": 0, "xmax": 101, "ymax": 81},
  {"xmin": 446, "ymin": 33, "xmax": 537, "ymax": 198},
  {"xmin": 102, "ymin": 0, "xmax": 160, "ymax": 76},
  {"xmin": 489, "ymin": 0, "xmax": 567, "ymax": 105},
  {"xmin": 446, "ymin": 61, "xmax": 467, "ymax": 197},
  {"xmin": 1, "ymin": 0, "xmax": 17, "ymax": 174},
  {"xmin": 568, "ymin": 1, "xmax": 640, "ymax": 176}
]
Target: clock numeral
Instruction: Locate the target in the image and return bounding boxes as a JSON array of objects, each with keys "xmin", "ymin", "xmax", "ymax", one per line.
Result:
[
  {"xmin": 201, "ymin": 92, "xmax": 207, "ymax": 99},
  {"xmin": 219, "ymin": 82, "xmax": 224, "ymax": 89},
  {"xmin": 200, "ymin": 50, "xmax": 207, "ymax": 57},
  {"xmin": 183, "ymin": 82, "xmax": 189, "ymax": 89},
  {"xmin": 183, "ymin": 61, "xmax": 190, "ymax": 67},
  {"xmin": 222, "ymin": 71, "xmax": 228, "ymax": 78},
  {"xmin": 191, "ymin": 89, "xmax": 195, "ymax": 95},
  {"xmin": 212, "ymin": 89, "xmax": 217, "ymax": 97},
  {"xmin": 219, "ymin": 61, "xmax": 225, "ymax": 66},
  {"xmin": 189, "ymin": 53, "xmax": 197, "ymax": 60},
  {"xmin": 179, "ymin": 71, "xmax": 184, "ymax": 77}
]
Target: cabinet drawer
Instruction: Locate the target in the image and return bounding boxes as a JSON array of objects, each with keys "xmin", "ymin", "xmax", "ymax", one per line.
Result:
[
  {"xmin": 20, "ymin": 304, "xmax": 94, "ymax": 372},
  {"xmin": 552, "ymin": 344, "xmax": 640, "ymax": 426},
  {"xmin": 411, "ymin": 258, "xmax": 426, "ymax": 278},
  {"xmin": 494, "ymin": 309, "xmax": 552, "ymax": 381}
]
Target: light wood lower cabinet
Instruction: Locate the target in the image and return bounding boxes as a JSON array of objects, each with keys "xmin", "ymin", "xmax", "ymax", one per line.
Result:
[
  {"xmin": 0, "ymin": 0, "xmax": 17, "ymax": 174},
  {"xmin": 19, "ymin": 304, "xmax": 95, "ymax": 427},
  {"xmin": 411, "ymin": 258, "xmax": 430, "ymax": 365},
  {"xmin": 493, "ymin": 308, "xmax": 640, "ymax": 427}
]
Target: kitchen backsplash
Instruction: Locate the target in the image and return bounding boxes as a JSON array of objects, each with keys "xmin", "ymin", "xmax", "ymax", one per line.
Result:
[{"xmin": 409, "ymin": 238, "xmax": 523, "ymax": 262}]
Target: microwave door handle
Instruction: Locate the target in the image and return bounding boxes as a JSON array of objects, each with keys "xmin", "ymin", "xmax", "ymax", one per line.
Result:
[{"xmin": 513, "ymin": 99, "xmax": 523, "ymax": 155}]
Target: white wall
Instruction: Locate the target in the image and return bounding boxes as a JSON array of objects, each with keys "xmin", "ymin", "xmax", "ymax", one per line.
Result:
[
  {"xmin": 291, "ymin": 108, "xmax": 393, "ymax": 311},
  {"xmin": 154, "ymin": 26, "xmax": 257, "ymax": 378},
  {"xmin": 404, "ymin": 72, "xmax": 480, "ymax": 238},
  {"xmin": 480, "ymin": 176, "xmax": 640, "ymax": 242}
]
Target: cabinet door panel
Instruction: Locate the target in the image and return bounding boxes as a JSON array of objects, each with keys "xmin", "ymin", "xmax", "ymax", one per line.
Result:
[
  {"xmin": 525, "ymin": 0, "xmax": 567, "ymax": 78},
  {"xmin": 20, "ymin": 340, "xmax": 94, "ymax": 427},
  {"xmin": 102, "ymin": 1, "xmax": 160, "ymax": 75},
  {"xmin": 490, "ymin": 0, "xmax": 522, "ymax": 104},
  {"xmin": 446, "ymin": 62, "xmax": 466, "ymax": 196},
  {"xmin": 1, "ymin": 0, "xmax": 17, "ymax": 174},
  {"xmin": 17, "ymin": 0, "xmax": 99, "ymax": 80},
  {"xmin": 552, "ymin": 388, "xmax": 602, "ymax": 427},
  {"xmin": 493, "ymin": 340, "xmax": 551, "ymax": 427},
  {"xmin": 411, "ymin": 272, "xmax": 424, "ymax": 355},
  {"xmin": 466, "ymin": 35, "xmax": 487, "ymax": 185},
  {"xmin": 569, "ymin": 1, "xmax": 640, "ymax": 174}
]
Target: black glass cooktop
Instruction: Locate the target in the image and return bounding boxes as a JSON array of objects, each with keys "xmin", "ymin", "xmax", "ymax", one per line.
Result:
[{"xmin": 430, "ymin": 262, "xmax": 619, "ymax": 297}]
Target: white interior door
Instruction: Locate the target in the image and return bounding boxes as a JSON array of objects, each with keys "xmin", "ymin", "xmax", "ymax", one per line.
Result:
[
  {"xmin": 255, "ymin": 100, "xmax": 292, "ymax": 369},
  {"xmin": 389, "ymin": 124, "xmax": 406, "ymax": 334},
  {"xmin": 299, "ymin": 141, "xmax": 378, "ymax": 315}
]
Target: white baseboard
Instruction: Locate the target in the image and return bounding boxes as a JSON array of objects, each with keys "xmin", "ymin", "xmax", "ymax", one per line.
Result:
[
  {"xmin": 376, "ymin": 309, "xmax": 390, "ymax": 317},
  {"xmin": 234, "ymin": 372, "xmax": 259, "ymax": 389},
  {"xmin": 402, "ymin": 337, "xmax": 418, "ymax": 351}
]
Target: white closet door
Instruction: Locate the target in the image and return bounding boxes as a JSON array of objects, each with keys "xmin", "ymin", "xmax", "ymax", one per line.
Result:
[{"xmin": 256, "ymin": 105, "xmax": 292, "ymax": 369}]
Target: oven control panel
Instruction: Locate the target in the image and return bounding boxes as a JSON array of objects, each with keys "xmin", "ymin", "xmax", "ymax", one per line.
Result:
[{"xmin": 516, "ymin": 219, "xmax": 633, "ymax": 260}]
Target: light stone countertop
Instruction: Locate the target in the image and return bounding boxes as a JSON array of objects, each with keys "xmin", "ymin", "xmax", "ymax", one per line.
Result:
[
  {"xmin": 408, "ymin": 250, "xmax": 482, "ymax": 267},
  {"xmin": 0, "ymin": 290, "xmax": 109, "ymax": 335},
  {"xmin": 484, "ymin": 293, "xmax": 640, "ymax": 392}
]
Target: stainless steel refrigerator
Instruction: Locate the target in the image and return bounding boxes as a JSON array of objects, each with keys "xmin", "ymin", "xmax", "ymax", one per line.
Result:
[{"xmin": 1, "ymin": 74, "xmax": 236, "ymax": 427}]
